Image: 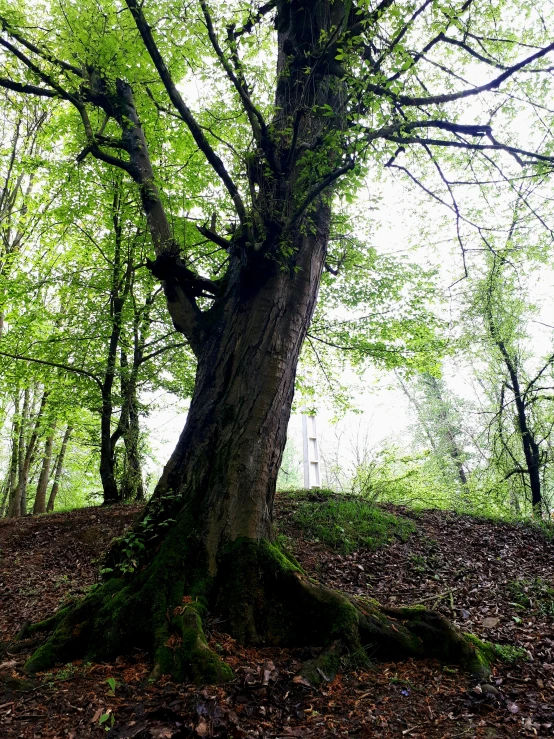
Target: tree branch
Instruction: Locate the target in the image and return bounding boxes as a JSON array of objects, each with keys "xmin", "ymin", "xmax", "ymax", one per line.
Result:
[
  {"xmin": 289, "ymin": 159, "xmax": 356, "ymax": 225},
  {"xmin": 383, "ymin": 135, "xmax": 554, "ymax": 164},
  {"xmin": 124, "ymin": 0, "xmax": 247, "ymax": 225},
  {"xmin": 232, "ymin": 1, "xmax": 276, "ymax": 38},
  {"xmin": 0, "ymin": 350, "xmax": 103, "ymax": 390},
  {"xmin": 199, "ymin": 0, "xmax": 272, "ymax": 164},
  {"xmin": 0, "ymin": 77, "xmax": 57, "ymax": 97},
  {"xmin": 139, "ymin": 341, "xmax": 188, "ymax": 365},
  {"xmin": 368, "ymin": 40, "xmax": 554, "ymax": 106}
]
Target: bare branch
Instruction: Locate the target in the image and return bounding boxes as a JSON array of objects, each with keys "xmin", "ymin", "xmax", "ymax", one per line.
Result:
[{"xmin": 369, "ymin": 40, "xmax": 554, "ymax": 106}]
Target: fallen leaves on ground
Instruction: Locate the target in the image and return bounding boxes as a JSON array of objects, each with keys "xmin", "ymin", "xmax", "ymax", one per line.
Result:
[{"xmin": 1, "ymin": 497, "xmax": 553, "ymax": 737}]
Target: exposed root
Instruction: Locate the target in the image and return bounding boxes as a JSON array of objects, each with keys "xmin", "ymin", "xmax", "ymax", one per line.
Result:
[
  {"xmin": 152, "ymin": 603, "xmax": 233, "ymax": 683},
  {"xmin": 22, "ymin": 537, "xmax": 492, "ymax": 683}
]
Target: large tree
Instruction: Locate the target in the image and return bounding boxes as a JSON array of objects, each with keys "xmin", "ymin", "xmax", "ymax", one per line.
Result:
[{"xmin": 2, "ymin": 0, "xmax": 554, "ymax": 681}]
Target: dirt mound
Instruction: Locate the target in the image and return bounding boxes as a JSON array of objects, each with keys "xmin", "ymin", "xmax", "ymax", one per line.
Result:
[{"xmin": 0, "ymin": 505, "xmax": 141, "ymax": 638}]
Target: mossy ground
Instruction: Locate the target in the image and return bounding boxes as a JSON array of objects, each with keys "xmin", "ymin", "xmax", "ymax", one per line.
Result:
[{"xmin": 290, "ymin": 492, "xmax": 415, "ymax": 554}]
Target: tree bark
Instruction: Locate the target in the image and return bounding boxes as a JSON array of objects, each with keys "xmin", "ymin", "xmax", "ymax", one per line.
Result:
[
  {"xmin": 33, "ymin": 422, "xmax": 57, "ymax": 514},
  {"xmin": 46, "ymin": 425, "xmax": 72, "ymax": 512},
  {"xmin": 1, "ymin": 393, "xmax": 20, "ymax": 516},
  {"xmin": 119, "ymin": 348, "xmax": 144, "ymax": 501},
  {"xmin": 16, "ymin": 390, "xmax": 49, "ymax": 516}
]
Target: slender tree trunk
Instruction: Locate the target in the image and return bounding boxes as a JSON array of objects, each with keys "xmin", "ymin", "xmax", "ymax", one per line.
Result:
[
  {"xmin": 422, "ymin": 375, "xmax": 469, "ymax": 487},
  {"xmin": 46, "ymin": 425, "xmax": 72, "ymax": 512},
  {"xmin": 2, "ymin": 393, "xmax": 21, "ymax": 516},
  {"xmin": 33, "ymin": 423, "xmax": 57, "ymax": 514},
  {"xmin": 118, "ymin": 348, "xmax": 144, "ymax": 501},
  {"xmin": 490, "ymin": 324, "xmax": 542, "ymax": 513},
  {"xmin": 8, "ymin": 387, "xmax": 30, "ymax": 517},
  {"xmin": 10, "ymin": 389, "xmax": 48, "ymax": 517},
  {"xmin": 99, "ymin": 189, "xmax": 133, "ymax": 505},
  {"xmin": 125, "ymin": 397, "xmax": 144, "ymax": 501}
]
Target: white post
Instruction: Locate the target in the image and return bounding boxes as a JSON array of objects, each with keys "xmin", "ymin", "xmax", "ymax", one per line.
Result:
[{"xmin": 302, "ymin": 414, "xmax": 321, "ymax": 489}]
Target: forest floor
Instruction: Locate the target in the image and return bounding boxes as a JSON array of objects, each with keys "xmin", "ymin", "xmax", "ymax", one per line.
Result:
[{"xmin": 1, "ymin": 493, "xmax": 554, "ymax": 738}]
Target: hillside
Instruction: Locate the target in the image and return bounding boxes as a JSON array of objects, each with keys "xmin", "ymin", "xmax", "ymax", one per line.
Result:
[{"xmin": 1, "ymin": 494, "xmax": 553, "ymax": 738}]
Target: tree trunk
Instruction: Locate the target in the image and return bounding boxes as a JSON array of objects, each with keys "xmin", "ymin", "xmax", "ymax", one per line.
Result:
[
  {"xmin": 489, "ymin": 320, "xmax": 542, "ymax": 513},
  {"xmin": 2, "ymin": 393, "xmax": 21, "ymax": 517},
  {"xmin": 120, "ymin": 376, "xmax": 144, "ymax": 501},
  {"xmin": 422, "ymin": 375, "xmax": 469, "ymax": 488},
  {"xmin": 124, "ymin": 397, "xmax": 144, "ymax": 501},
  {"xmin": 18, "ymin": 390, "xmax": 49, "ymax": 516},
  {"xmin": 8, "ymin": 387, "xmax": 30, "ymax": 517},
  {"xmin": 46, "ymin": 425, "xmax": 72, "ymax": 512},
  {"xmin": 99, "ymin": 187, "xmax": 134, "ymax": 505},
  {"xmin": 33, "ymin": 423, "xmax": 57, "ymax": 515}
]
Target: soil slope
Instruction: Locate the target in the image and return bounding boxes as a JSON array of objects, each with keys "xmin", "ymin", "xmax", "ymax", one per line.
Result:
[{"xmin": 0, "ymin": 496, "xmax": 553, "ymax": 738}]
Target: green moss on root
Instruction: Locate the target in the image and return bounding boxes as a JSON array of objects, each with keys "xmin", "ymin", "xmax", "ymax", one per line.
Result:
[
  {"xmin": 301, "ymin": 642, "xmax": 344, "ymax": 685},
  {"xmin": 464, "ymin": 634, "xmax": 528, "ymax": 669},
  {"xmin": 23, "ymin": 532, "xmax": 491, "ymax": 686},
  {"xmin": 154, "ymin": 604, "xmax": 233, "ymax": 684}
]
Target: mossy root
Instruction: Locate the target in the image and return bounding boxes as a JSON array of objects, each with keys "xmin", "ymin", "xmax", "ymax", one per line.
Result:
[{"xmin": 23, "ymin": 537, "xmax": 492, "ymax": 683}]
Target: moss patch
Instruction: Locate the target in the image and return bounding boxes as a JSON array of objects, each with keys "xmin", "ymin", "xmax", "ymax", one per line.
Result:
[
  {"xmin": 508, "ymin": 578, "xmax": 554, "ymax": 617},
  {"xmin": 292, "ymin": 495, "xmax": 414, "ymax": 553},
  {"xmin": 464, "ymin": 634, "xmax": 528, "ymax": 667}
]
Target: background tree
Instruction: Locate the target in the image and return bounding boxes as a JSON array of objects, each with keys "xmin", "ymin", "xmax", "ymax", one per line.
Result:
[
  {"xmin": 399, "ymin": 371, "xmax": 470, "ymax": 495},
  {"xmin": 467, "ymin": 252, "xmax": 554, "ymax": 516}
]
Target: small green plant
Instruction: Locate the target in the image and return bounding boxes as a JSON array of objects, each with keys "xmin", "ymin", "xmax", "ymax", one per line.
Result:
[
  {"xmin": 98, "ymin": 710, "xmax": 115, "ymax": 730},
  {"xmin": 508, "ymin": 578, "xmax": 554, "ymax": 617},
  {"xmin": 292, "ymin": 494, "xmax": 414, "ymax": 553},
  {"xmin": 55, "ymin": 663, "xmax": 77, "ymax": 681},
  {"xmin": 106, "ymin": 490, "xmax": 180, "ymax": 576},
  {"xmin": 106, "ymin": 677, "xmax": 117, "ymax": 696},
  {"xmin": 409, "ymin": 554, "xmax": 427, "ymax": 572}
]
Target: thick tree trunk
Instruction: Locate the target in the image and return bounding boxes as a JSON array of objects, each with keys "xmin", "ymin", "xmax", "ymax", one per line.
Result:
[
  {"xmin": 33, "ymin": 423, "xmax": 56, "ymax": 514},
  {"xmin": 24, "ymin": 221, "xmax": 488, "ymax": 683},
  {"xmin": 151, "ymin": 228, "xmax": 327, "ymax": 570},
  {"xmin": 46, "ymin": 425, "xmax": 72, "ymax": 512}
]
